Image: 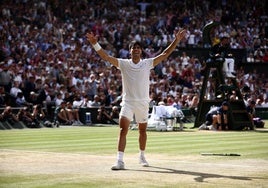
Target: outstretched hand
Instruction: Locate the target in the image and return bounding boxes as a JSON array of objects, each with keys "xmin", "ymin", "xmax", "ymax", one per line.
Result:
[
  {"xmin": 175, "ymin": 29, "xmax": 187, "ymax": 42},
  {"xmin": 86, "ymin": 32, "xmax": 98, "ymax": 45}
]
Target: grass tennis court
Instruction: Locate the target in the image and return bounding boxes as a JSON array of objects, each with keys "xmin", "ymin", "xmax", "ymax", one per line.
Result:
[{"xmin": 0, "ymin": 122, "xmax": 268, "ymax": 188}]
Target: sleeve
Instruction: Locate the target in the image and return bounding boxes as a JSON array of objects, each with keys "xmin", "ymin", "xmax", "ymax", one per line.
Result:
[
  {"xmin": 246, "ymin": 106, "xmax": 252, "ymax": 114},
  {"xmin": 118, "ymin": 58, "xmax": 127, "ymax": 71},
  {"xmin": 146, "ymin": 58, "xmax": 154, "ymax": 69},
  {"xmin": 216, "ymin": 107, "xmax": 222, "ymax": 115}
]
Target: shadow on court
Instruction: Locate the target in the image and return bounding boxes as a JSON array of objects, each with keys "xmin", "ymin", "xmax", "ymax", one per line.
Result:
[{"xmin": 127, "ymin": 165, "xmax": 263, "ymax": 183}]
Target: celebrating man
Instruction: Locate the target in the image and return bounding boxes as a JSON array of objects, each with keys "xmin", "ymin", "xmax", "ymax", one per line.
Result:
[{"xmin": 86, "ymin": 29, "xmax": 186, "ymax": 170}]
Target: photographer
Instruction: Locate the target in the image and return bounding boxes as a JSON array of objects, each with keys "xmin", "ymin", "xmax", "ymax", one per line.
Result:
[
  {"xmin": 199, "ymin": 102, "xmax": 230, "ymax": 131},
  {"xmin": 0, "ymin": 106, "xmax": 19, "ymax": 124},
  {"xmin": 97, "ymin": 106, "xmax": 118, "ymax": 124},
  {"xmin": 32, "ymin": 104, "xmax": 52, "ymax": 127},
  {"xmin": 17, "ymin": 107, "xmax": 40, "ymax": 128}
]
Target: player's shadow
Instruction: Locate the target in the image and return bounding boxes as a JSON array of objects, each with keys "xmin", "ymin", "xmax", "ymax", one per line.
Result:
[{"xmin": 128, "ymin": 166, "xmax": 257, "ymax": 182}]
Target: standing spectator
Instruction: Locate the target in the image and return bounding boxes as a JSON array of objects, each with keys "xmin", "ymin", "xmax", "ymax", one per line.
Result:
[
  {"xmin": 113, "ymin": 26, "xmax": 124, "ymax": 53},
  {"xmin": 180, "ymin": 51, "xmax": 190, "ymax": 68},
  {"xmin": 23, "ymin": 75, "xmax": 36, "ymax": 102},
  {"xmin": 87, "ymin": 74, "xmax": 99, "ymax": 100},
  {"xmin": 0, "ymin": 63, "xmax": 12, "ymax": 92}
]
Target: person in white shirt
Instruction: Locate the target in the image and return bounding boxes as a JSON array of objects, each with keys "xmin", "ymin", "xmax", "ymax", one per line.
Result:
[
  {"xmin": 55, "ymin": 93, "xmax": 64, "ymax": 107},
  {"xmin": 10, "ymin": 80, "xmax": 22, "ymax": 97},
  {"xmin": 86, "ymin": 29, "xmax": 186, "ymax": 170}
]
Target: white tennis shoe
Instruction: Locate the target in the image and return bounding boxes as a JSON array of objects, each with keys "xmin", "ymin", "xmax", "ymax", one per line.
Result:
[
  {"xmin": 111, "ymin": 161, "xmax": 125, "ymax": 170},
  {"xmin": 139, "ymin": 156, "xmax": 149, "ymax": 167}
]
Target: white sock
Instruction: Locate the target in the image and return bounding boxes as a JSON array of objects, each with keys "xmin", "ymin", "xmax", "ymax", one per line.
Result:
[
  {"xmin": 117, "ymin": 151, "xmax": 124, "ymax": 162},
  {"xmin": 140, "ymin": 150, "xmax": 145, "ymax": 157}
]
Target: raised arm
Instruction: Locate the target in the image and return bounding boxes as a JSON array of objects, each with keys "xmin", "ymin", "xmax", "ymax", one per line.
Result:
[
  {"xmin": 153, "ymin": 29, "xmax": 186, "ymax": 66},
  {"xmin": 86, "ymin": 32, "xmax": 119, "ymax": 67}
]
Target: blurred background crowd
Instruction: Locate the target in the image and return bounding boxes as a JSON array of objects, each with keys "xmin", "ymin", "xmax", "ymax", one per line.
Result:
[{"xmin": 0, "ymin": 0, "xmax": 267, "ymax": 119}]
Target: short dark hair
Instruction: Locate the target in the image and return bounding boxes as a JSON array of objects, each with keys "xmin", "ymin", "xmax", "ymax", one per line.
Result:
[
  {"xmin": 129, "ymin": 41, "xmax": 143, "ymax": 50},
  {"xmin": 221, "ymin": 36, "xmax": 229, "ymax": 41},
  {"xmin": 222, "ymin": 101, "xmax": 229, "ymax": 107},
  {"xmin": 250, "ymin": 100, "xmax": 256, "ymax": 105}
]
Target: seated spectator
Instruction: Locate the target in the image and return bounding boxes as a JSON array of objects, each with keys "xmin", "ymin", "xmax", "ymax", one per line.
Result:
[
  {"xmin": 10, "ymin": 80, "xmax": 22, "ymax": 98},
  {"xmin": 16, "ymin": 92, "xmax": 32, "ymax": 107},
  {"xmin": 172, "ymin": 96, "xmax": 182, "ymax": 110},
  {"xmin": 189, "ymin": 95, "xmax": 199, "ymax": 116},
  {"xmin": 66, "ymin": 102, "xmax": 83, "ymax": 125},
  {"xmin": 246, "ymin": 100, "xmax": 265, "ymax": 128},
  {"xmin": 262, "ymin": 50, "xmax": 268, "ymax": 62},
  {"xmin": 247, "ymin": 53, "xmax": 255, "ymax": 62},
  {"xmin": 36, "ymin": 84, "xmax": 53, "ymax": 106},
  {"xmin": 78, "ymin": 95, "xmax": 92, "ymax": 108},
  {"xmin": 0, "ymin": 86, "xmax": 5, "ymax": 107},
  {"xmin": 0, "ymin": 86, "xmax": 15, "ymax": 107},
  {"xmin": 254, "ymin": 49, "xmax": 263, "ymax": 62},
  {"xmin": 90, "ymin": 95, "xmax": 101, "ymax": 107},
  {"xmin": 199, "ymin": 102, "xmax": 230, "ymax": 131},
  {"xmin": 262, "ymin": 98, "xmax": 268, "ymax": 107},
  {"xmin": 72, "ymin": 95, "xmax": 83, "ymax": 108},
  {"xmin": 54, "ymin": 101, "xmax": 72, "ymax": 125},
  {"xmin": 256, "ymin": 99, "xmax": 263, "ymax": 107},
  {"xmin": 0, "ymin": 106, "xmax": 19, "ymax": 124},
  {"xmin": 181, "ymin": 65, "xmax": 194, "ymax": 82},
  {"xmin": 55, "ymin": 93, "xmax": 64, "ymax": 107}
]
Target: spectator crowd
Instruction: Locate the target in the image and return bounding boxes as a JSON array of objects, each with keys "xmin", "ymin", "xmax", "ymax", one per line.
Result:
[{"xmin": 0, "ymin": 0, "xmax": 267, "ymax": 125}]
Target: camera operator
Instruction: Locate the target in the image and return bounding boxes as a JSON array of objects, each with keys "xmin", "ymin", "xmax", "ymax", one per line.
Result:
[
  {"xmin": 199, "ymin": 101, "xmax": 230, "ymax": 130},
  {"xmin": 97, "ymin": 106, "xmax": 118, "ymax": 124},
  {"xmin": 0, "ymin": 106, "xmax": 19, "ymax": 124}
]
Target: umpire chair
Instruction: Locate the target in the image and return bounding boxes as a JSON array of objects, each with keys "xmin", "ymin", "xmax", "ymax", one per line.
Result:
[{"xmin": 194, "ymin": 21, "xmax": 253, "ymax": 130}]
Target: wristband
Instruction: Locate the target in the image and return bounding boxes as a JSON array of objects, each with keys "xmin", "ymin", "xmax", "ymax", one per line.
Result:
[{"xmin": 93, "ymin": 43, "xmax": 101, "ymax": 51}]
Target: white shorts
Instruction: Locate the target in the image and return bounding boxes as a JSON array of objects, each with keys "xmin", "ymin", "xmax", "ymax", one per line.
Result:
[{"xmin": 120, "ymin": 101, "xmax": 149, "ymax": 123}]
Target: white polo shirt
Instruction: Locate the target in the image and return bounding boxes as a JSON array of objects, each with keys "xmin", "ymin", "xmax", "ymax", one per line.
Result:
[{"xmin": 118, "ymin": 58, "xmax": 154, "ymax": 102}]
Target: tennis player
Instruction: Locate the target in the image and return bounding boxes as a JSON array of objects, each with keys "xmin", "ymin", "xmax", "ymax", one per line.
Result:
[{"xmin": 86, "ymin": 29, "xmax": 186, "ymax": 170}]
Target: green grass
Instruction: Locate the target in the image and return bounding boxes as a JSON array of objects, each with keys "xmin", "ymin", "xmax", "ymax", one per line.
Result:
[
  {"xmin": 0, "ymin": 127, "xmax": 118, "ymax": 154},
  {"xmin": 0, "ymin": 123, "xmax": 267, "ymax": 158},
  {"xmin": 0, "ymin": 122, "xmax": 268, "ymax": 188}
]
